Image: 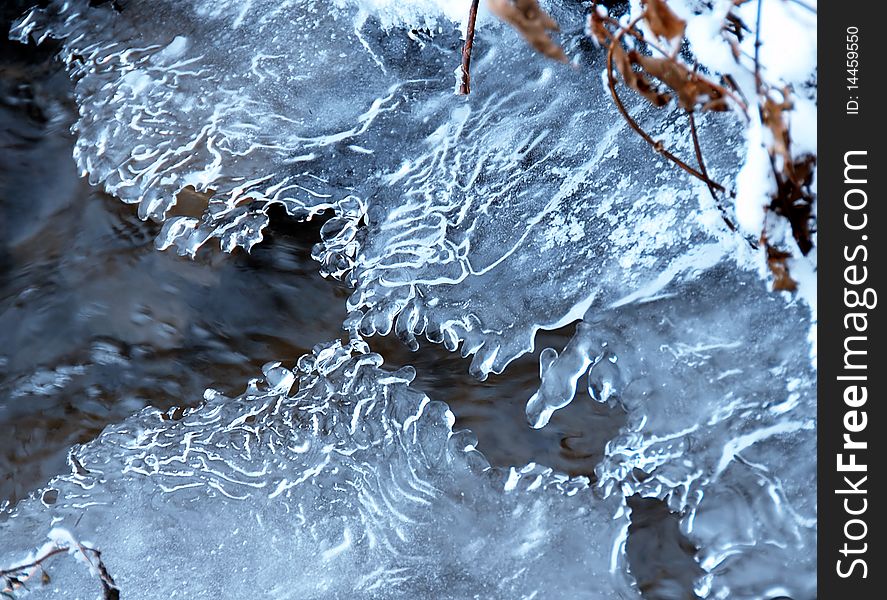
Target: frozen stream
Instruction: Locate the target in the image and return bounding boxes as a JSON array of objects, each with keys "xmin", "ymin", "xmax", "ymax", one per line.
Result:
[{"xmin": 1, "ymin": 1, "xmax": 816, "ymax": 598}]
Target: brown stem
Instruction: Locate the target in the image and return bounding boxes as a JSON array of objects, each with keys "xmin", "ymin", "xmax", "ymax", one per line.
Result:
[
  {"xmin": 688, "ymin": 110, "xmax": 757, "ymax": 248},
  {"xmin": 596, "ymin": 11, "xmax": 749, "ymax": 115},
  {"xmin": 458, "ymin": 0, "xmax": 481, "ymax": 95},
  {"xmin": 1, "ymin": 547, "xmax": 67, "ymax": 591},
  {"xmin": 74, "ymin": 543, "xmax": 119, "ymax": 599},
  {"xmin": 605, "ymin": 21, "xmax": 727, "ymax": 193},
  {"xmin": 2, "ymin": 542, "xmax": 119, "ymax": 599},
  {"xmin": 722, "ymin": 73, "xmax": 749, "ymax": 107},
  {"xmin": 753, "ymin": 0, "xmax": 763, "ymax": 92},
  {"xmin": 688, "ymin": 112, "xmax": 723, "ymax": 208}
]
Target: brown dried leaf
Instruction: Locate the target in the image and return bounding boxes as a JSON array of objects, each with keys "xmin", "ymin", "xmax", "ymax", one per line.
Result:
[
  {"xmin": 760, "ymin": 89, "xmax": 816, "ymax": 256},
  {"xmin": 765, "ymin": 245, "xmax": 797, "ymax": 291},
  {"xmin": 488, "ymin": 0, "xmax": 568, "ymax": 62},
  {"xmin": 701, "ymin": 97, "xmax": 730, "ymax": 112},
  {"xmin": 631, "ymin": 52, "xmax": 727, "ymax": 112},
  {"xmin": 643, "ymin": 0, "xmax": 686, "ymax": 40},
  {"xmin": 761, "ymin": 93, "xmax": 793, "ymax": 163},
  {"xmin": 618, "ymin": 49, "xmax": 670, "ymax": 106},
  {"xmin": 769, "ymin": 153, "xmax": 816, "ymax": 255},
  {"xmin": 588, "ymin": 11, "xmax": 609, "ymax": 46}
]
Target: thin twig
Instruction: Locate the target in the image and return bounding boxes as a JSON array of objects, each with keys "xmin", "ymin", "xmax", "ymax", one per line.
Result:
[
  {"xmin": 721, "ymin": 73, "xmax": 750, "ymax": 107},
  {"xmin": 1, "ymin": 547, "xmax": 67, "ymax": 591},
  {"xmin": 753, "ymin": 0, "xmax": 778, "ymax": 214},
  {"xmin": 595, "ymin": 11, "xmax": 749, "ymax": 114},
  {"xmin": 458, "ymin": 0, "xmax": 481, "ymax": 95},
  {"xmin": 2, "ymin": 542, "xmax": 119, "ymax": 599},
  {"xmin": 753, "ymin": 0, "xmax": 763, "ymax": 92},
  {"xmin": 688, "ymin": 110, "xmax": 757, "ymax": 248},
  {"xmin": 605, "ymin": 19, "xmax": 728, "ymax": 193},
  {"xmin": 688, "ymin": 64, "xmax": 737, "ymax": 236},
  {"xmin": 688, "ymin": 112, "xmax": 723, "ymax": 207},
  {"xmin": 74, "ymin": 542, "xmax": 119, "ymax": 599}
]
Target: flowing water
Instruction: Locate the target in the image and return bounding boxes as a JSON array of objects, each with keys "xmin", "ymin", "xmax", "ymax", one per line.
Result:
[{"xmin": 0, "ymin": 13, "xmax": 626, "ymax": 502}]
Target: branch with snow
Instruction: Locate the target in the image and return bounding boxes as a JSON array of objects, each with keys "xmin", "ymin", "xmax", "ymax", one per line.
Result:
[
  {"xmin": 454, "ymin": 0, "xmax": 816, "ymax": 291},
  {"xmin": 1, "ymin": 528, "xmax": 119, "ymax": 599},
  {"xmin": 588, "ymin": 0, "xmax": 817, "ymax": 290}
]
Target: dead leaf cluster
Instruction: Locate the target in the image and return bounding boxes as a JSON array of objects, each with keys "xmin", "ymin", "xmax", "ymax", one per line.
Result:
[
  {"xmin": 766, "ymin": 245, "xmax": 797, "ymax": 291},
  {"xmin": 488, "ymin": 0, "xmax": 567, "ymax": 62},
  {"xmin": 460, "ymin": 0, "xmax": 817, "ymax": 293},
  {"xmin": 759, "ymin": 89, "xmax": 816, "ymax": 286},
  {"xmin": 589, "ymin": 4, "xmax": 731, "ymax": 114}
]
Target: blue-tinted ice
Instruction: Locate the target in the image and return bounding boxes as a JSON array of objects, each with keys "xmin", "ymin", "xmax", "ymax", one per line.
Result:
[{"xmin": 4, "ymin": 1, "xmax": 816, "ymax": 598}]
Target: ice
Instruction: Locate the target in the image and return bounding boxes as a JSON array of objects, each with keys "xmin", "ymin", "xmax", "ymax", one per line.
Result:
[
  {"xmin": 1, "ymin": 341, "xmax": 638, "ymax": 599},
  {"xmin": 524, "ymin": 264, "xmax": 816, "ymax": 598},
  {"xmin": 11, "ymin": 0, "xmax": 749, "ymax": 378},
  {"xmin": 594, "ymin": 267, "xmax": 816, "ymax": 599},
  {"xmin": 7, "ymin": 0, "xmax": 816, "ymax": 598}
]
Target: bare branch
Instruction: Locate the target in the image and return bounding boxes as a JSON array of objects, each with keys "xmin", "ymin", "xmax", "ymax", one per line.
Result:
[
  {"xmin": 2, "ymin": 536, "xmax": 119, "ymax": 599},
  {"xmin": 458, "ymin": 0, "xmax": 481, "ymax": 95},
  {"xmin": 592, "ymin": 9, "xmax": 748, "ymax": 114},
  {"xmin": 603, "ymin": 17, "xmax": 728, "ymax": 192}
]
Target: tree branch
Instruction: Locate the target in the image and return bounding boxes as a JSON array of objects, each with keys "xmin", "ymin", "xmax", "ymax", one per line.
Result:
[
  {"xmin": 2, "ymin": 539, "xmax": 119, "ymax": 599},
  {"xmin": 458, "ymin": 0, "xmax": 482, "ymax": 95},
  {"xmin": 604, "ymin": 19, "xmax": 728, "ymax": 192}
]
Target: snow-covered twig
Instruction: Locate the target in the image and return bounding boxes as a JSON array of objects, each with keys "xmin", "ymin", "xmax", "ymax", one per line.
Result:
[{"xmin": 1, "ymin": 529, "xmax": 119, "ymax": 599}]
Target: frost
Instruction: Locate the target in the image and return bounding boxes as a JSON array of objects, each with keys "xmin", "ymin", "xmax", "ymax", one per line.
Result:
[
  {"xmin": 11, "ymin": 0, "xmax": 751, "ymax": 377},
  {"xmin": 336, "ymin": 0, "xmax": 485, "ymax": 32}
]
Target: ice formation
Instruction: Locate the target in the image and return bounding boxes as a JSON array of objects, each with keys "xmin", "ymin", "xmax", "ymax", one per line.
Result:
[
  {"xmin": 1, "ymin": 341, "xmax": 638, "ymax": 598},
  {"xmin": 4, "ymin": 0, "xmax": 817, "ymax": 598}
]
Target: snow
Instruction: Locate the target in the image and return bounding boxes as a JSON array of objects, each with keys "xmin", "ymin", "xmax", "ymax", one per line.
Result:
[
  {"xmin": 734, "ymin": 119, "xmax": 775, "ymax": 234},
  {"xmin": 734, "ymin": 0, "xmax": 817, "ymax": 84}
]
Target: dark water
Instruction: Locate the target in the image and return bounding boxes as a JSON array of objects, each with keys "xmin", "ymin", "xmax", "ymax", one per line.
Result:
[
  {"xmin": 0, "ymin": 7, "xmax": 696, "ymax": 597},
  {"xmin": 0, "ymin": 4, "xmax": 625, "ymax": 507}
]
